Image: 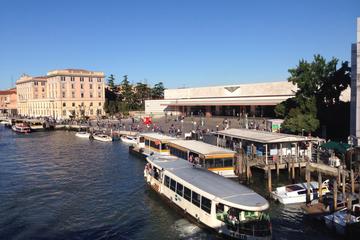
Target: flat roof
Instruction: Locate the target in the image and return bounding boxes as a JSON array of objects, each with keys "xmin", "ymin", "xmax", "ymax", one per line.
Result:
[
  {"xmin": 148, "ymin": 155, "xmax": 269, "ymax": 211},
  {"xmin": 140, "ymin": 132, "xmax": 177, "ymax": 142},
  {"xmin": 169, "ymin": 140, "xmax": 235, "ymax": 157},
  {"xmin": 216, "ymin": 128, "xmax": 318, "ymax": 144}
]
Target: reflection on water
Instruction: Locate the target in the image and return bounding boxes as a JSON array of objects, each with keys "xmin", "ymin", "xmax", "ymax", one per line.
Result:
[{"xmin": 0, "ymin": 127, "xmax": 340, "ymax": 239}]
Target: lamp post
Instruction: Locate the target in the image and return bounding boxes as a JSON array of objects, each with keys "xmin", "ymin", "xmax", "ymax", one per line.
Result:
[{"xmin": 301, "ymin": 128, "xmax": 305, "ymax": 136}]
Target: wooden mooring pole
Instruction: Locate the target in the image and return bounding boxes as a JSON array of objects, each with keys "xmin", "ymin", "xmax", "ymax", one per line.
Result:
[
  {"xmin": 318, "ymin": 172, "xmax": 323, "ymax": 203},
  {"xmin": 267, "ymin": 165, "xmax": 272, "ymax": 193},
  {"xmin": 351, "ymin": 169, "xmax": 355, "ymax": 194},
  {"xmin": 306, "ymin": 163, "xmax": 311, "ymax": 203},
  {"xmin": 276, "ymin": 159, "xmax": 280, "ymax": 177},
  {"xmin": 291, "ymin": 158, "xmax": 295, "ymax": 182},
  {"xmin": 333, "ymin": 180, "xmax": 338, "ymax": 211},
  {"xmin": 342, "ymin": 169, "xmax": 346, "ymax": 196}
]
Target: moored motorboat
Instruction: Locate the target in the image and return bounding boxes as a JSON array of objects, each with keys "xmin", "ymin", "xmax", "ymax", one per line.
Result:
[
  {"xmin": 121, "ymin": 135, "xmax": 137, "ymax": 145},
  {"xmin": 11, "ymin": 123, "xmax": 31, "ymax": 134},
  {"xmin": 93, "ymin": 133, "xmax": 113, "ymax": 142},
  {"xmin": 144, "ymin": 154, "xmax": 271, "ymax": 240},
  {"xmin": 271, "ymin": 180, "xmax": 330, "ymax": 205},
  {"xmin": 75, "ymin": 131, "xmax": 91, "ymax": 139}
]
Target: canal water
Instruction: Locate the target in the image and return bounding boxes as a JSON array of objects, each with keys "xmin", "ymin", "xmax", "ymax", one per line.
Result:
[{"xmin": 0, "ymin": 127, "xmax": 342, "ymax": 240}]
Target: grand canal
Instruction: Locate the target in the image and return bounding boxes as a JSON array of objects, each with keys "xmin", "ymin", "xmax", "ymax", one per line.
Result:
[{"xmin": 0, "ymin": 127, "xmax": 342, "ymax": 240}]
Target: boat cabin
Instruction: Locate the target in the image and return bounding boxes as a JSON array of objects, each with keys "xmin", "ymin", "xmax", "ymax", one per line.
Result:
[
  {"xmin": 168, "ymin": 140, "xmax": 237, "ymax": 177},
  {"xmin": 138, "ymin": 133, "xmax": 177, "ymax": 155}
]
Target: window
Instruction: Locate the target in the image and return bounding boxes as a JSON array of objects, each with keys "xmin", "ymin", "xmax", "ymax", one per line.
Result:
[
  {"xmin": 61, "ymin": 76, "xmax": 65, "ymax": 81},
  {"xmin": 61, "ymin": 83, "xmax": 65, "ymax": 89},
  {"xmin": 81, "ymin": 93, "xmax": 84, "ymax": 98},
  {"xmin": 170, "ymin": 179, "xmax": 176, "ymax": 192},
  {"xmin": 71, "ymin": 83, "xmax": 75, "ymax": 89},
  {"xmin": 98, "ymin": 92, "xmax": 101, "ymax": 98},
  {"xmin": 176, "ymin": 183, "xmax": 183, "ymax": 196},
  {"xmin": 201, "ymin": 196, "xmax": 211, "ymax": 214},
  {"xmin": 42, "ymin": 87, "xmax": 45, "ymax": 92},
  {"xmin": 62, "ymin": 92, "xmax": 66, "ymax": 98},
  {"xmin": 98, "ymin": 85, "xmax": 101, "ymax": 90},
  {"xmin": 62, "ymin": 110, "xmax": 66, "ymax": 116},
  {"xmin": 97, "ymin": 78, "xmax": 101, "ymax": 82},
  {"xmin": 97, "ymin": 109, "xmax": 102, "ymax": 115},
  {"xmin": 184, "ymin": 187, "xmax": 191, "ymax": 202},
  {"xmin": 34, "ymin": 81, "xmax": 38, "ymax": 86},
  {"xmin": 98, "ymin": 102, "xmax": 101, "ymax": 106},
  {"xmin": 90, "ymin": 102, "xmax": 93, "ymax": 106},
  {"xmin": 89, "ymin": 77, "xmax": 93, "ymax": 82},
  {"xmin": 192, "ymin": 191, "xmax": 200, "ymax": 207},
  {"xmin": 90, "ymin": 84, "xmax": 93, "ymax": 89},
  {"xmin": 72, "ymin": 92, "xmax": 75, "ymax": 98},
  {"xmin": 90, "ymin": 109, "xmax": 93, "ymax": 115},
  {"xmin": 63, "ymin": 102, "xmax": 66, "ymax": 107},
  {"xmin": 72, "ymin": 102, "xmax": 75, "ymax": 107},
  {"xmin": 164, "ymin": 175, "xmax": 170, "ymax": 188},
  {"xmin": 41, "ymin": 82, "xmax": 45, "ymax": 86},
  {"xmin": 90, "ymin": 92, "xmax": 93, "ymax": 98},
  {"xmin": 80, "ymin": 77, "xmax": 84, "ymax": 82},
  {"xmin": 80, "ymin": 84, "xmax": 83, "ymax": 89},
  {"xmin": 71, "ymin": 77, "xmax": 75, "ymax": 81}
]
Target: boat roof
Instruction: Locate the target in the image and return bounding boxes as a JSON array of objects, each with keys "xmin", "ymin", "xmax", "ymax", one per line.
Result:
[
  {"xmin": 216, "ymin": 128, "xmax": 321, "ymax": 144},
  {"xmin": 148, "ymin": 155, "xmax": 269, "ymax": 211},
  {"xmin": 168, "ymin": 140, "xmax": 235, "ymax": 158},
  {"xmin": 140, "ymin": 132, "xmax": 177, "ymax": 143}
]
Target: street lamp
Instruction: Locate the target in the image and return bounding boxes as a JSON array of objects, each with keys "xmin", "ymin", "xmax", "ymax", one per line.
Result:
[{"xmin": 301, "ymin": 129, "xmax": 305, "ymax": 136}]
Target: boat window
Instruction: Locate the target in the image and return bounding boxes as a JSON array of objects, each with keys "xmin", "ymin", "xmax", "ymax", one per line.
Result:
[
  {"xmin": 139, "ymin": 137, "xmax": 145, "ymax": 143},
  {"xmin": 150, "ymin": 140, "xmax": 160, "ymax": 150},
  {"xmin": 191, "ymin": 191, "xmax": 200, "ymax": 207},
  {"xmin": 216, "ymin": 203, "xmax": 224, "ymax": 213},
  {"xmin": 161, "ymin": 143, "xmax": 168, "ymax": 150},
  {"xmin": 164, "ymin": 175, "xmax": 170, "ymax": 188},
  {"xmin": 204, "ymin": 159, "xmax": 213, "ymax": 168},
  {"xmin": 201, "ymin": 196, "xmax": 211, "ymax": 214},
  {"xmin": 286, "ymin": 185, "xmax": 303, "ymax": 191},
  {"xmin": 170, "ymin": 179, "xmax": 176, "ymax": 192},
  {"xmin": 214, "ymin": 158, "xmax": 223, "ymax": 167},
  {"xmin": 298, "ymin": 190, "xmax": 306, "ymax": 195},
  {"xmin": 169, "ymin": 147, "xmax": 187, "ymax": 160},
  {"xmin": 223, "ymin": 158, "xmax": 233, "ymax": 167},
  {"xmin": 145, "ymin": 139, "xmax": 150, "ymax": 146},
  {"xmin": 184, "ymin": 187, "xmax": 191, "ymax": 202},
  {"xmin": 176, "ymin": 183, "xmax": 183, "ymax": 196}
]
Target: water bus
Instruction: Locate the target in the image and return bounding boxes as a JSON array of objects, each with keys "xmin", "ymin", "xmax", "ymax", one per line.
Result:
[
  {"xmin": 144, "ymin": 154, "xmax": 271, "ymax": 240},
  {"xmin": 271, "ymin": 180, "xmax": 330, "ymax": 205},
  {"xmin": 167, "ymin": 140, "xmax": 237, "ymax": 178},
  {"xmin": 133, "ymin": 133, "xmax": 177, "ymax": 156},
  {"xmin": 12, "ymin": 123, "xmax": 31, "ymax": 134}
]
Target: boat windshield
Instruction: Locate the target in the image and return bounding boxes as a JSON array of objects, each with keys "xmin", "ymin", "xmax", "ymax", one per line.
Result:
[
  {"xmin": 286, "ymin": 185, "xmax": 303, "ymax": 192},
  {"xmin": 215, "ymin": 203, "xmax": 271, "ymax": 237}
]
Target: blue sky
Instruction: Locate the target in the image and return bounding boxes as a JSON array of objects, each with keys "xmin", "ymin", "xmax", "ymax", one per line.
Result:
[{"xmin": 0, "ymin": 0, "xmax": 359, "ymax": 89}]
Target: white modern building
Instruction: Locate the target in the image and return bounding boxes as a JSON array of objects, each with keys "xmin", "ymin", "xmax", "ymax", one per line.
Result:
[
  {"xmin": 350, "ymin": 17, "xmax": 360, "ymax": 146},
  {"xmin": 145, "ymin": 81, "xmax": 298, "ymax": 118}
]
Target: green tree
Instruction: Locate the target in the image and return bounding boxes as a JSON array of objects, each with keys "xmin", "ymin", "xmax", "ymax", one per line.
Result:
[
  {"xmin": 276, "ymin": 54, "xmax": 350, "ymax": 136},
  {"xmin": 135, "ymin": 82, "xmax": 151, "ymax": 110},
  {"xmin": 107, "ymin": 74, "xmax": 116, "ymax": 91},
  {"xmin": 151, "ymin": 82, "xmax": 165, "ymax": 99}
]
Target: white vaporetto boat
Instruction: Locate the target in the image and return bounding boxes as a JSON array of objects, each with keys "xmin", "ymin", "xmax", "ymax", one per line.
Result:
[
  {"xmin": 144, "ymin": 155, "xmax": 271, "ymax": 240},
  {"xmin": 93, "ymin": 133, "xmax": 113, "ymax": 142},
  {"xmin": 271, "ymin": 180, "xmax": 330, "ymax": 205},
  {"xmin": 120, "ymin": 135, "xmax": 137, "ymax": 145},
  {"xmin": 75, "ymin": 131, "xmax": 91, "ymax": 139},
  {"xmin": 11, "ymin": 123, "xmax": 31, "ymax": 134}
]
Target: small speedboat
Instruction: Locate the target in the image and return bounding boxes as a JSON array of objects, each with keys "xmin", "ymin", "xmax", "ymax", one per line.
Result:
[
  {"xmin": 120, "ymin": 135, "xmax": 137, "ymax": 145},
  {"xmin": 75, "ymin": 131, "xmax": 91, "ymax": 139},
  {"xmin": 93, "ymin": 133, "xmax": 113, "ymax": 142},
  {"xmin": 12, "ymin": 123, "xmax": 31, "ymax": 134},
  {"xmin": 324, "ymin": 204, "xmax": 360, "ymax": 236},
  {"xmin": 271, "ymin": 180, "xmax": 330, "ymax": 205}
]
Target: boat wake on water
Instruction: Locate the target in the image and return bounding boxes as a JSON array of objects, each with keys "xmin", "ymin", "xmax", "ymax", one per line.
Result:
[{"xmin": 172, "ymin": 219, "xmax": 208, "ymax": 239}]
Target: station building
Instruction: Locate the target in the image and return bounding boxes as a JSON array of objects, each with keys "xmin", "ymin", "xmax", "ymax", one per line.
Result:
[
  {"xmin": 145, "ymin": 81, "xmax": 297, "ymax": 118},
  {"xmin": 16, "ymin": 69, "xmax": 105, "ymax": 119}
]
